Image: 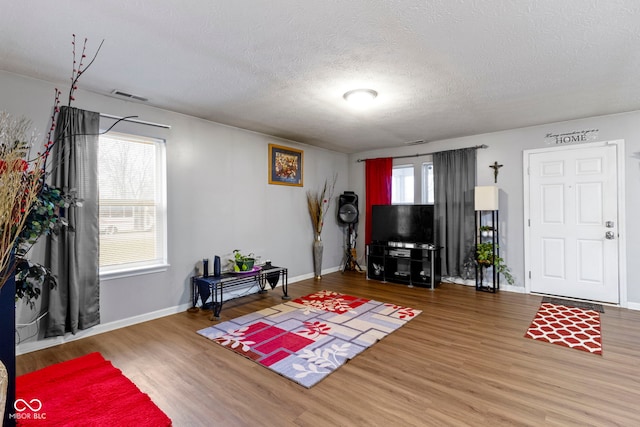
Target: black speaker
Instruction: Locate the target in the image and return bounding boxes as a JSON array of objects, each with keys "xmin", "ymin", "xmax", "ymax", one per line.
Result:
[{"xmin": 338, "ymin": 191, "xmax": 359, "ymax": 224}]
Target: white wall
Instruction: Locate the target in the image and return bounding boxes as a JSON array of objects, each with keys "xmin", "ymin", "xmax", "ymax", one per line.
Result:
[
  {"xmin": 350, "ymin": 111, "xmax": 640, "ymax": 307},
  {"xmin": 2, "ymin": 71, "xmax": 350, "ymax": 344},
  {"xmin": 7, "ymin": 66, "xmax": 640, "ymax": 350}
]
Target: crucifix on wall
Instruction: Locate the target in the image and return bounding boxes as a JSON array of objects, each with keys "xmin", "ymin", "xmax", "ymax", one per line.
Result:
[{"xmin": 490, "ymin": 161, "xmax": 503, "ymax": 183}]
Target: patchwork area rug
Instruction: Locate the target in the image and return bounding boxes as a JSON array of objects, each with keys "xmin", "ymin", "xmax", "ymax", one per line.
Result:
[
  {"xmin": 525, "ymin": 302, "xmax": 602, "ymax": 355},
  {"xmin": 15, "ymin": 352, "xmax": 172, "ymax": 426},
  {"xmin": 197, "ymin": 290, "xmax": 421, "ymax": 387}
]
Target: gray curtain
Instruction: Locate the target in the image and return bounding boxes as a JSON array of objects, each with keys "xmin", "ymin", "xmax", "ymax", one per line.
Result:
[
  {"xmin": 45, "ymin": 106, "xmax": 100, "ymax": 337},
  {"xmin": 433, "ymin": 147, "xmax": 476, "ymax": 278}
]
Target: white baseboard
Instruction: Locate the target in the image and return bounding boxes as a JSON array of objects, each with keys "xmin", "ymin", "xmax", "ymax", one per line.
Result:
[
  {"xmin": 440, "ymin": 277, "xmax": 525, "ymax": 293},
  {"xmin": 501, "ymin": 284, "xmax": 526, "ymax": 293},
  {"xmin": 626, "ymin": 302, "xmax": 640, "ymax": 311},
  {"xmin": 16, "ymin": 302, "xmax": 192, "ymax": 355},
  {"xmin": 294, "ymin": 266, "xmax": 341, "ymax": 281},
  {"xmin": 15, "ymin": 268, "xmax": 336, "ymax": 355}
]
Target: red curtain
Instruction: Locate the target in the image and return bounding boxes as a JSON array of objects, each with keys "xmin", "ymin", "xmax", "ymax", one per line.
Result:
[{"xmin": 365, "ymin": 158, "xmax": 393, "ymax": 244}]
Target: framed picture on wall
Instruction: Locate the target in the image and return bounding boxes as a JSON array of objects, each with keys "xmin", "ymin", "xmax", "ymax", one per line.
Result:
[{"xmin": 268, "ymin": 143, "xmax": 304, "ymax": 186}]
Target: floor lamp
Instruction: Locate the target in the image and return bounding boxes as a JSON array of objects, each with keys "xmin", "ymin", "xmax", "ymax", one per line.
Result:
[{"xmin": 475, "ymin": 186, "xmax": 500, "ymax": 292}]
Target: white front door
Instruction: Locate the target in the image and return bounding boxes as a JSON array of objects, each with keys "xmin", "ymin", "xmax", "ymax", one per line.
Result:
[{"xmin": 526, "ymin": 143, "xmax": 620, "ymax": 303}]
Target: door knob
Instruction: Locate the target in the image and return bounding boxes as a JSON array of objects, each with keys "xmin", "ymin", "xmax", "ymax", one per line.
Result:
[{"xmin": 605, "ymin": 231, "xmax": 615, "ymax": 240}]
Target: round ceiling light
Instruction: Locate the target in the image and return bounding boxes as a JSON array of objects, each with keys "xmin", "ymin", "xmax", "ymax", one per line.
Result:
[{"xmin": 343, "ymin": 88, "xmax": 378, "ymax": 107}]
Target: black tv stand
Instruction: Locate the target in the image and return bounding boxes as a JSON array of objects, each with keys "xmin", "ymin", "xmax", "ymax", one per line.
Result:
[{"xmin": 366, "ymin": 242, "xmax": 442, "ymax": 289}]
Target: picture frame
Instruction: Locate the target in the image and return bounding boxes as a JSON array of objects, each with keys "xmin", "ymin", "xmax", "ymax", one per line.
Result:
[{"xmin": 268, "ymin": 143, "xmax": 304, "ymax": 186}]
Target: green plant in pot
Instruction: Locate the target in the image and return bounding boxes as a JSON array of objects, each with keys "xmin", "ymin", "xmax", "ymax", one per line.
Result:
[
  {"xmin": 232, "ymin": 249, "xmax": 255, "ymax": 272},
  {"xmin": 475, "ymin": 242, "xmax": 514, "ymax": 285},
  {"xmin": 479, "ymin": 225, "xmax": 494, "ymax": 237},
  {"xmin": 14, "ymin": 184, "xmax": 68, "ymax": 307}
]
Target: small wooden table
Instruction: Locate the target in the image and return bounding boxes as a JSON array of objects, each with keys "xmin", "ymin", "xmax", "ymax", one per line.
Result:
[{"xmin": 191, "ymin": 264, "xmax": 289, "ymax": 320}]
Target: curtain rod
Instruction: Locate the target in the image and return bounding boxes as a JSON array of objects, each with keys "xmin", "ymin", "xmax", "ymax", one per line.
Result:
[
  {"xmin": 100, "ymin": 113, "xmax": 171, "ymax": 129},
  {"xmin": 356, "ymin": 144, "xmax": 488, "ymax": 162}
]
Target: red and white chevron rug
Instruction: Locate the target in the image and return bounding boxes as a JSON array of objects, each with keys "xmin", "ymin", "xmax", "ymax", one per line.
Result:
[{"xmin": 525, "ymin": 302, "xmax": 602, "ymax": 355}]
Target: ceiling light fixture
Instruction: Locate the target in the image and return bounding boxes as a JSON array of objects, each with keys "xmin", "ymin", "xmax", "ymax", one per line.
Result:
[{"xmin": 343, "ymin": 88, "xmax": 378, "ymax": 107}]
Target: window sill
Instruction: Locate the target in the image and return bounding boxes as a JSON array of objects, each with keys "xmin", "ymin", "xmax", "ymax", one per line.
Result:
[{"xmin": 100, "ymin": 263, "xmax": 170, "ymax": 281}]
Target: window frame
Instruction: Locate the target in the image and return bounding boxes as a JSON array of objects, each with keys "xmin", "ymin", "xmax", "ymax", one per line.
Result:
[
  {"xmin": 391, "ymin": 164, "xmax": 415, "ymax": 205},
  {"xmin": 97, "ymin": 131, "xmax": 169, "ymax": 280},
  {"xmin": 421, "ymin": 161, "xmax": 435, "ymax": 205}
]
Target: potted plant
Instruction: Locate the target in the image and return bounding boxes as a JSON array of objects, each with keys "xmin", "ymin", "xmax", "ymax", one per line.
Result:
[
  {"xmin": 232, "ymin": 249, "xmax": 255, "ymax": 272},
  {"xmin": 479, "ymin": 225, "xmax": 494, "ymax": 237},
  {"xmin": 475, "ymin": 242, "xmax": 514, "ymax": 285}
]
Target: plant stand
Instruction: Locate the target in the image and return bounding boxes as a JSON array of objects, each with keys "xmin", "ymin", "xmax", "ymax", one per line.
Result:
[{"xmin": 475, "ymin": 210, "xmax": 499, "ymax": 293}]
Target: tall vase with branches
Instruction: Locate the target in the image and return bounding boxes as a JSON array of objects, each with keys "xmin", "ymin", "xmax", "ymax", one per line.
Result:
[
  {"xmin": 1, "ymin": 35, "xmax": 103, "ymax": 303},
  {"xmin": 306, "ymin": 174, "xmax": 337, "ymax": 279},
  {"xmin": 0, "ymin": 35, "xmax": 102, "ymax": 425}
]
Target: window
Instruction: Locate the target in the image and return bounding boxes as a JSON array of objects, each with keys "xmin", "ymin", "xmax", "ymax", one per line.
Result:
[
  {"xmin": 392, "ymin": 165, "xmax": 414, "ymax": 204},
  {"xmin": 98, "ymin": 132, "xmax": 167, "ymax": 277},
  {"xmin": 422, "ymin": 162, "xmax": 434, "ymax": 204}
]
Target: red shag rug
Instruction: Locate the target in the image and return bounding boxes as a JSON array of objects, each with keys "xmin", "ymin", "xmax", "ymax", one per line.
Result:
[
  {"xmin": 525, "ymin": 302, "xmax": 602, "ymax": 355},
  {"xmin": 15, "ymin": 352, "xmax": 171, "ymax": 426}
]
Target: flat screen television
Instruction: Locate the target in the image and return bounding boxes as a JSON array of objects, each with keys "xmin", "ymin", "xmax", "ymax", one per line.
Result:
[{"xmin": 371, "ymin": 204, "xmax": 435, "ymax": 244}]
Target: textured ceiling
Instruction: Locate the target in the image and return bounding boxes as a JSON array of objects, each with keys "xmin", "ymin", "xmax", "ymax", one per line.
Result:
[{"xmin": 2, "ymin": 1, "xmax": 640, "ymax": 153}]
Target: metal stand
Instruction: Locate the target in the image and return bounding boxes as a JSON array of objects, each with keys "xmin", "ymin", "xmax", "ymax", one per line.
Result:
[
  {"xmin": 192, "ymin": 265, "xmax": 289, "ymax": 320},
  {"xmin": 475, "ymin": 210, "xmax": 499, "ymax": 293},
  {"xmin": 342, "ymin": 222, "xmax": 362, "ymax": 272}
]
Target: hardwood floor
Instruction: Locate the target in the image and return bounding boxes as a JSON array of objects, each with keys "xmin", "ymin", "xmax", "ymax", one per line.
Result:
[{"xmin": 16, "ymin": 272, "xmax": 640, "ymax": 426}]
